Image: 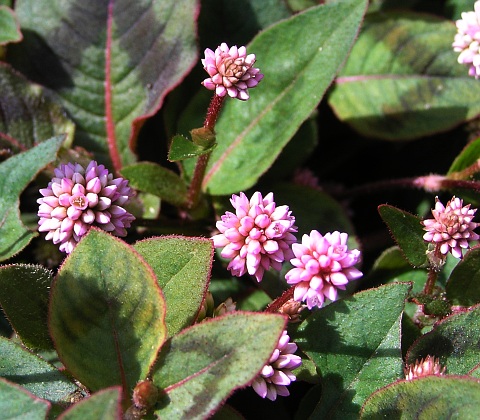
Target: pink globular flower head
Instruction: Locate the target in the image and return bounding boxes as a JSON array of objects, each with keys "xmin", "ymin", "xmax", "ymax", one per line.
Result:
[
  {"xmin": 201, "ymin": 42, "xmax": 264, "ymax": 100},
  {"xmin": 452, "ymin": 1, "xmax": 480, "ymax": 78},
  {"xmin": 422, "ymin": 196, "xmax": 479, "ymax": 259},
  {"xmin": 37, "ymin": 161, "xmax": 135, "ymax": 254},
  {"xmin": 211, "ymin": 191, "xmax": 297, "ymax": 282},
  {"xmin": 251, "ymin": 330, "xmax": 302, "ymax": 401},
  {"xmin": 285, "ymin": 230, "xmax": 363, "ymax": 310}
]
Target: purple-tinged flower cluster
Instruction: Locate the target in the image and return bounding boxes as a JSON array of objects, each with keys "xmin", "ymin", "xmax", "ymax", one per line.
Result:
[
  {"xmin": 452, "ymin": 1, "xmax": 480, "ymax": 78},
  {"xmin": 37, "ymin": 161, "xmax": 135, "ymax": 254},
  {"xmin": 285, "ymin": 230, "xmax": 363, "ymax": 309},
  {"xmin": 212, "ymin": 192, "xmax": 297, "ymax": 282},
  {"xmin": 201, "ymin": 43, "xmax": 264, "ymax": 100},
  {"xmin": 422, "ymin": 196, "xmax": 479, "ymax": 259},
  {"xmin": 251, "ymin": 330, "xmax": 302, "ymax": 401}
]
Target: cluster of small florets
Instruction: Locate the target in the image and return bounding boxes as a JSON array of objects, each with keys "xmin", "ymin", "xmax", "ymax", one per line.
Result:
[
  {"xmin": 251, "ymin": 330, "xmax": 302, "ymax": 401},
  {"xmin": 38, "ymin": 161, "xmax": 135, "ymax": 254},
  {"xmin": 212, "ymin": 191, "xmax": 363, "ymax": 307},
  {"xmin": 211, "ymin": 191, "xmax": 298, "ymax": 282},
  {"xmin": 422, "ymin": 196, "xmax": 479, "ymax": 259},
  {"xmin": 201, "ymin": 43, "xmax": 264, "ymax": 100},
  {"xmin": 453, "ymin": 1, "xmax": 480, "ymax": 78}
]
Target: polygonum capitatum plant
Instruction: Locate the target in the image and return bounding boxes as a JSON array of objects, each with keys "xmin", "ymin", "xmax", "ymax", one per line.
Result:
[{"xmin": 2, "ymin": 0, "xmax": 480, "ymax": 418}]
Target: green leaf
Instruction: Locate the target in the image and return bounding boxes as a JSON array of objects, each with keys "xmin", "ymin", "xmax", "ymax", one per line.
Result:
[
  {"xmin": 197, "ymin": 0, "xmax": 368, "ymax": 194},
  {"xmin": 0, "ymin": 135, "xmax": 65, "ymax": 262},
  {"xmin": 0, "ymin": 264, "xmax": 53, "ymax": 350},
  {"xmin": 152, "ymin": 312, "xmax": 286, "ymax": 419},
  {"xmin": 0, "ymin": 336, "xmax": 77, "ymax": 403},
  {"xmin": 168, "ymin": 134, "xmax": 216, "ymax": 162},
  {"xmin": 0, "ymin": 377, "xmax": 50, "ymax": 419},
  {"xmin": 273, "ymin": 184, "xmax": 356, "ymax": 238},
  {"xmin": 10, "ymin": 0, "xmax": 199, "ymax": 170},
  {"xmin": 406, "ymin": 304, "xmax": 480, "ymax": 375},
  {"xmin": 49, "ymin": 228, "xmax": 167, "ymax": 393},
  {"xmin": 58, "ymin": 387, "xmax": 122, "ymax": 420},
  {"xmin": 0, "ymin": 63, "xmax": 74, "ymax": 152},
  {"xmin": 360, "ymin": 376, "xmax": 480, "ymax": 419},
  {"xmin": 134, "ymin": 235, "xmax": 213, "ymax": 337},
  {"xmin": 448, "ymin": 136, "xmax": 480, "ymax": 176},
  {"xmin": 294, "ymin": 282, "xmax": 412, "ymax": 419},
  {"xmin": 0, "ymin": 6, "xmax": 21, "ymax": 45},
  {"xmin": 120, "ymin": 162, "xmax": 188, "ymax": 208},
  {"xmin": 329, "ymin": 12, "xmax": 480, "ymax": 140},
  {"xmin": 378, "ymin": 204, "xmax": 428, "ymax": 267},
  {"xmin": 446, "ymin": 247, "xmax": 480, "ymax": 306}
]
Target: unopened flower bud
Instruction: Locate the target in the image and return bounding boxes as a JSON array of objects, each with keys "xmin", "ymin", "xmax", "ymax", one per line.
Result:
[
  {"xmin": 404, "ymin": 355, "xmax": 446, "ymax": 380},
  {"xmin": 132, "ymin": 380, "xmax": 159, "ymax": 410}
]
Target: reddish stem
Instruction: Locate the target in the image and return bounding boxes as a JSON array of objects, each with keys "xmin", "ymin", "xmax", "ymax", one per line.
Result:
[
  {"xmin": 423, "ymin": 244, "xmax": 442, "ymax": 295},
  {"xmin": 204, "ymin": 94, "xmax": 226, "ymax": 130},
  {"xmin": 185, "ymin": 94, "xmax": 226, "ymax": 209}
]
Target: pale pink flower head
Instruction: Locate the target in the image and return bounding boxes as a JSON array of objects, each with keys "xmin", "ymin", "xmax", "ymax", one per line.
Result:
[
  {"xmin": 452, "ymin": 1, "xmax": 480, "ymax": 78},
  {"xmin": 211, "ymin": 191, "xmax": 297, "ymax": 282},
  {"xmin": 251, "ymin": 330, "xmax": 302, "ymax": 401},
  {"xmin": 37, "ymin": 161, "xmax": 135, "ymax": 254},
  {"xmin": 285, "ymin": 230, "xmax": 363, "ymax": 310},
  {"xmin": 404, "ymin": 355, "xmax": 446, "ymax": 380},
  {"xmin": 201, "ymin": 42, "xmax": 264, "ymax": 100},
  {"xmin": 422, "ymin": 196, "xmax": 479, "ymax": 259}
]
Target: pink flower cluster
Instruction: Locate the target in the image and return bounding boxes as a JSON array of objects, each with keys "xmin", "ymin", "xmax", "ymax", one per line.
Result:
[
  {"xmin": 251, "ymin": 330, "xmax": 302, "ymax": 401},
  {"xmin": 285, "ymin": 230, "xmax": 363, "ymax": 309},
  {"xmin": 422, "ymin": 196, "xmax": 479, "ymax": 259},
  {"xmin": 201, "ymin": 43, "xmax": 264, "ymax": 100},
  {"xmin": 212, "ymin": 192, "xmax": 297, "ymax": 282},
  {"xmin": 38, "ymin": 161, "xmax": 135, "ymax": 254},
  {"xmin": 452, "ymin": 1, "xmax": 480, "ymax": 78}
]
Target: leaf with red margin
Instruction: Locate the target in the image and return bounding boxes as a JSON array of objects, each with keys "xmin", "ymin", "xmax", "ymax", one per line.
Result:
[
  {"xmin": 406, "ymin": 304, "xmax": 480, "ymax": 376},
  {"xmin": 58, "ymin": 387, "xmax": 122, "ymax": 419},
  {"xmin": 151, "ymin": 312, "xmax": 286, "ymax": 419},
  {"xmin": 360, "ymin": 376, "xmax": 480, "ymax": 418},
  {"xmin": 134, "ymin": 235, "xmax": 213, "ymax": 337},
  {"xmin": 10, "ymin": 0, "xmax": 199, "ymax": 171},
  {"xmin": 49, "ymin": 228, "xmax": 167, "ymax": 395},
  {"xmin": 0, "ymin": 377, "xmax": 50, "ymax": 418}
]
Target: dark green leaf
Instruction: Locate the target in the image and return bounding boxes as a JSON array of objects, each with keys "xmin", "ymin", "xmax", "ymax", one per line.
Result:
[
  {"xmin": 329, "ymin": 12, "xmax": 480, "ymax": 140},
  {"xmin": 0, "ymin": 264, "xmax": 53, "ymax": 350},
  {"xmin": 294, "ymin": 282, "xmax": 411, "ymax": 419},
  {"xmin": 0, "ymin": 6, "xmax": 22, "ymax": 45},
  {"xmin": 196, "ymin": 0, "xmax": 368, "ymax": 194},
  {"xmin": 58, "ymin": 387, "xmax": 122, "ymax": 420},
  {"xmin": 406, "ymin": 304, "xmax": 480, "ymax": 375},
  {"xmin": 134, "ymin": 235, "xmax": 213, "ymax": 337},
  {"xmin": 168, "ymin": 134, "xmax": 216, "ymax": 162},
  {"xmin": 0, "ymin": 135, "xmax": 65, "ymax": 262},
  {"xmin": 0, "ymin": 63, "xmax": 74, "ymax": 153},
  {"xmin": 0, "ymin": 336, "xmax": 77, "ymax": 402},
  {"xmin": 152, "ymin": 312, "xmax": 286, "ymax": 419},
  {"xmin": 448, "ymin": 136, "xmax": 480, "ymax": 175},
  {"xmin": 10, "ymin": 0, "xmax": 199, "ymax": 170},
  {"xmin": 378, "ymin": 204, "xmax": 428, "ymax": 267},
  {"xmin": 273, "ymin": 184, "xmax": 356, "ymax": 239},
  {"xmin": 360, "ymin": 376, "xmax": 480, "ymax": 419},
  {"xmin": 49, "ymin": 228, "xmax": 167, "ymax": 393},
  {"xmin": 0, "ymin": 377, "xmax": 50, "ymax": 419},
  {"xmin": 446, "ymin": 247, "xmax": 480, "ymax": 306},
  {"xmin": 120, "ymin": 162, "xmax": 188, "ymax": 208}
]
